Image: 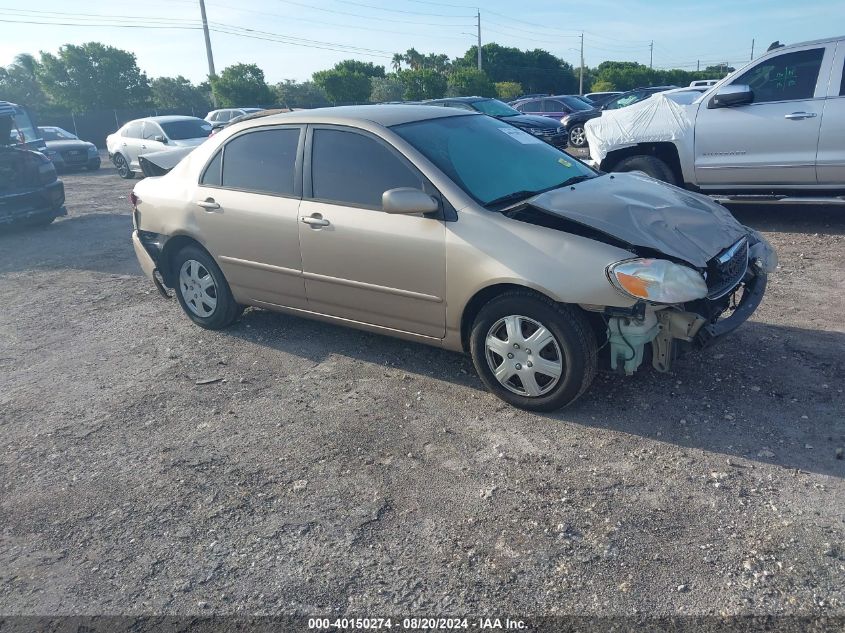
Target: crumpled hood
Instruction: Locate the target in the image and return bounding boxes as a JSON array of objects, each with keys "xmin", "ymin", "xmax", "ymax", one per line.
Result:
[
  {"xmin": 139, "ymin": 146, "xmax": 195, "ymax": 170},
  {"xmin": 168, "ymin": 137, "xmax": 208, "ymax": 148},
  {"xmin": 529, "ymin": 172, "xmax": 748, "ymax": 267}
]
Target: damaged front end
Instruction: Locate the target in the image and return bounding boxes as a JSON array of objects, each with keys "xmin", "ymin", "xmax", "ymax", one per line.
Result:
[{"xmin": 597, "ymin": 231, "xmax": 775, "ymax": 375}]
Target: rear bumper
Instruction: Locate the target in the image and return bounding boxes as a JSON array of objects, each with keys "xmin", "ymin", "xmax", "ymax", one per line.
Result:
[
  {"xmin": 132, "ymin": 230, "xmax": 157, "ymax": 281},
  {"xmin": 0, "ymin": 180, "xmax": 66, "ymax": 226}
]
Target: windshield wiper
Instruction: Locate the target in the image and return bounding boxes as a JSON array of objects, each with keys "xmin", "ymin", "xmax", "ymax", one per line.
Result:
[
  {"xmin": 556, "ymin": 174, "xmax": 594, "ymax": 188},
  {"xmin": 484, "ymin": 190, "xmax": 543, "ymax": 209}
]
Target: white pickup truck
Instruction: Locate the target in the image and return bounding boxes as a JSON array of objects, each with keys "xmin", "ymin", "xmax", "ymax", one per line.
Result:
[{"xmin": 585, "ymin": 35, "xmax": 845, "ymax": 203}]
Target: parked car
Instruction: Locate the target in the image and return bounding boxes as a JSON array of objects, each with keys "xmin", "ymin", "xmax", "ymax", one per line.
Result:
[
  {"xmin": 584, "ymin": 91, "xmax": 623, "ymax": 106},
  {"xmin": 1, "ymin": 101, "xmax": 65, "ymax": 227},
  {"xmin": 689, "ymin": 79, "xmax": 719, "ymax": 87},
  {"xmin": 599, "ymin": 86, "xmax": 677, "ymax": 111},
  {"xmin": 423, "ymin": 97, "xmax": 568, "ymax": 148},
  {"xmin": 106, "ymin": 116, "xmax": 212, "ymax": 179},
  {"xmin": 129, "ymin": 105, "xmax": 775, "ymax": 411},
  {"xmin": 585, "ymin": 35, "xmax": 845, "ymax": 200},
  {"xmin": 205, "ymin": 108, "xmax": 264, "ymax": 126},
  {"xmin": 510, "ymin": 95, "xmax": 601, "ymax": 148},
  {"xmin": 38, "ymin": 126, "xmax": 100, "ymax": 172}
]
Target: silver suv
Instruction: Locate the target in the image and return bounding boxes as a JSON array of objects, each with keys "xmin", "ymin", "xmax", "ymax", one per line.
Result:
[{"xmin": 589, "ymin": 35, "xmax": 845, "ymax": 199}]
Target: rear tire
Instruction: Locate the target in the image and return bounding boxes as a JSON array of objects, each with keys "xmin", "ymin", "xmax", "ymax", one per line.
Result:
[
  {"xmin": 469, "ymin": 291, "xmax": 597, "ymax": 411},
  {"xmin": 614, "ymin": 155, "xmax": 677, "ymax": 185},
  {"xmin": 172, "ymin": 244, "xmax": 242, "ymax": 330},
  {"xmin": 113, "ymin": 153, "xmax": 133, "ymax": 179}
]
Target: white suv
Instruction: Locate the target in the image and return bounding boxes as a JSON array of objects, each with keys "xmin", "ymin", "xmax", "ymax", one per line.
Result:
[{"xmin": 205, "ymin": 108, "xmax": 264, "ymax": 125}]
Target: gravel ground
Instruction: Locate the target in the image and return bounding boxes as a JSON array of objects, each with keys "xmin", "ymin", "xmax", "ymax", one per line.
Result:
[{"xmin": 0, "ymin": 156, "xmax": 843, "ymax": 619}]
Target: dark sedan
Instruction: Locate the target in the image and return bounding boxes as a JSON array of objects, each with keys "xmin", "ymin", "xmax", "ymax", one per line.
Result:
[
  {"xmin": 423, "ymin": 97, "xmax": 568, "ymax": 149},
  {"xmin": 38, "ymin": 126, "xmax": 100, "ymax": 171},
  {"xmin": 510, "ymin": 95, "xmax": 602, "ymax": 148}
]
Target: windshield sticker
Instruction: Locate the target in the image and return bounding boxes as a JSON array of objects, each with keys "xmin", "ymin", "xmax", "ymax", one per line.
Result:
[
  {"xmin": 558, "ymin": 158, "xmax": 573, "ymax": 168},
  {"xmin": 499, "ymin": 127, "xmax": 543, "ymax": 144}
]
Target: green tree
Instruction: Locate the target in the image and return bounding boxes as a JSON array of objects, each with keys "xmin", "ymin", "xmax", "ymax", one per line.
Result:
[
  {"xmin": 333, "ymin": 59, "xmax": 385, "ymax": 78},
  {"xmin": 370, "ymin": 76, "xmax": 406, "ymax": 103},
  {"xmin": 313, "ymin": 68, "xmax": 372, "ymax": 104},
  {"xmin": 398, "ymin": 68, "xmax": 447, "ymax": 100},
  {"xmin": 151, "ymin": 76, "xmax": 210, "ymax": 113},
  {"xmin": 446, "ymin": 68, "xmax": 495, "ymax": 97},
  {"xmin": 494, "ymin": 81, "xmax": 523, "ymax": 101},
  {"xmin": 210, "ymin": 63, "xmax": 274, "ymax": 107},
  {"xmin": 589, "ymin": 79, "xmax": 616, "ymax": 92},
  {"xmin": 391, "ymin": 53, "xmax": 404, "ymax": 72},
  {"xmin": 37, "ymin": 42, "xmax": 150, "ymax": 111},
  {"xmin": 457, "ymin": 44, "xmax": 577, "ymax": 94},
  {"xmin": 0, "ymin": 54, "xmax": 47, "ymax": 110},
  {"xmin": 275, "ymin": 80, "xmax": 330, "ymax": 108},
  {"xmin": 403, "ymin": 48, "xmax": 424, "ymax": 70}
]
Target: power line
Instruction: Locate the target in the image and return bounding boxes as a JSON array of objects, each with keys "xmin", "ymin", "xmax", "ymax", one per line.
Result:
[{"xmin": 272, "ymin": 0, "xmax": 475, "ymax": 27}]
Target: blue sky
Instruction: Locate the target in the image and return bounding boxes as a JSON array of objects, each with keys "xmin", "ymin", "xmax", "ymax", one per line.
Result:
[{"xmin": 0, "ymin": 0, "xmax": 841, "ymax": 83}]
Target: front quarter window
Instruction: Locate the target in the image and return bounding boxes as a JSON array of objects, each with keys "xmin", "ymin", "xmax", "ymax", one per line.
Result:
[{"xmin": 393, "ymin": 114, "xmax": 594, "ymax": 207}]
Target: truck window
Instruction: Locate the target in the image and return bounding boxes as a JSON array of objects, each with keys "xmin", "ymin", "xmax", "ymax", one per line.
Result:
[
  {"xmin": 732, "ymin": 48, "xmax": 824, "ymax": 103},
  {"xmin": 841, "ymin": 60, "xmax": 845, "ymax": 96}
]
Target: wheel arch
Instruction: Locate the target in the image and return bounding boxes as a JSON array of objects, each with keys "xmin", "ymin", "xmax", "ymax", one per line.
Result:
[
  {"xmin": 601, "ymin": 142, "xmax": 684, "ymax": 184},
  {"xmin": 158, "ymin": 233, "xmax": 211, "ymax": 287},
  {"xmin": 458, "ymin": 282, "xmax": 599, "ymax": 352}
]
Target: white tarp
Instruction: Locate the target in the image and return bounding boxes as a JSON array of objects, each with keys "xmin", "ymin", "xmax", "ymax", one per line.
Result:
[{"xmin": 584, "ymin": 93, "xmax": 694, "ymax": 163}]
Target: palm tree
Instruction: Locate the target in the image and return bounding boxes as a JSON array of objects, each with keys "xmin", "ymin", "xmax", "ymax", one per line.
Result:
[
  {"xmin": 405, "ymin": 48, "xmax": 423, "ymax": 71},
  {"xmin": 391, "ymin": 53, "xmax": 403, "ymax": 72}
]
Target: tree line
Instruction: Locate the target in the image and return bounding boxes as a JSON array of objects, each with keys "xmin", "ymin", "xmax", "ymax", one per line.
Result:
[{"xmin": 0, "ymin": 41, "xmax": 732, "ymax": 117}]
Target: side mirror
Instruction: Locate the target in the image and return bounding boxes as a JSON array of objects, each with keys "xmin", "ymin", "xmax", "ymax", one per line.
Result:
[
  {"xmin": 708, "ymin": 84, "xmax": 753, "ymax": 109},
  {"xmin": 382, "ymin": 188, "xmax": 439, "ymax": 215},
  {"xmin": 154, "ymin": 135, "xmax": 167, "ymax": 144}
]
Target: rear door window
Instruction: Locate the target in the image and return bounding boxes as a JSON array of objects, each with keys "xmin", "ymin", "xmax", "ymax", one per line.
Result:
[
  {"xmin": 310, "ymin": 128, "xmax": 422, "ymax": 209},
  {"xmin": 124, "ymin": 121, "xmax": 143, "ymax": 138},
  {"xmin": 544, "ymin": 100, "xmax": 566, "ymax": 113},
  {"xmin": 732, "ymin": 48, "xmax": 825, "ymax": 103},
  {"xmin": 519, "ymin": 100, "xmax": 542, "ymax": 113},
  {"xmin": 218, "ymin": 128, "xmax": 301, "ymax": 196}
]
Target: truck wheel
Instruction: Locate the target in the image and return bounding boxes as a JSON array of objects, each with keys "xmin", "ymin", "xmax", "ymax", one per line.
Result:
[
  {"xmin": 614, "ymin": 155, "xmax": 677, "ymax": 185},
  {"xmin": 469, "ymin": 291, "xmax": 597, "ymax": 412},
  {"xmin": 113, "ymin": 153, "xmax": 133, "ymax": 179}
]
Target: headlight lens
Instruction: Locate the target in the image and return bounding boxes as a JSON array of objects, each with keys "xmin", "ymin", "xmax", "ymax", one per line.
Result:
[
  {"xmin": 88, "ymin": 144, "xmax": 98, "ymax": 154},
  {"xmin": 607, "ymin": 258, "xmax": 708, "ymax": 303}
]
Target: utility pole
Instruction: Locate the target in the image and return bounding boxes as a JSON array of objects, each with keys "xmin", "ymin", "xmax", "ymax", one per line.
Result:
[
  {"xmin": 649, "ymin": 40, "xmax": 653, "ymax": 69},
  {"xmin": 750, "ymin": 38, "xmax": 755, "ymax": 60},
  {"xmin": 579, "ymin": 32, "xmax": 584, "ymax": 95},
  {"xmin": 476, "ymin": 9, "xmax": 482, "ymax": 70},
  {"xmin": 697, "ymin": 60, "xmax": 700, "ymax": 71},
  {"xmin": 198, "ymin": 0, "xmax": 216, "ymax": 78}
]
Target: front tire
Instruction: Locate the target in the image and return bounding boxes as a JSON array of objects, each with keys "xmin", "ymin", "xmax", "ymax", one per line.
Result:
[
  {"xmin": 568, "ymin": 124, "xmax": 587, "ymax": 148},
  {"xmin": 614, "ymin": 155, "xmax": 677, "ymax": 185},
  {"xmin": 113, "ymin": 153, "xmax": 133, "ymax": 179},
  {"xmin": 469, "ymin": 291, "xmax": 597, "ymax": 411},
  {"xmin": 172, "ymin": 245, "xmax": 242, "ymax": 329}
]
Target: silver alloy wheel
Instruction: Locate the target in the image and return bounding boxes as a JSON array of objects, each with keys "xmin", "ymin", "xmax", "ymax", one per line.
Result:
[
  {"xmin": 114, "ymin": 154, "xmax": 130, "ymax": 178},
  {"xmin": 179, "ymin": 259, "xmax": 218, "ymax": 318},
  {"xmin": 570, "ymin": 126, "xmax": 586, "ymax": 147},
  {"xmin": 485, "ymin": 315, "xmax": 564, "ymax": 397}
]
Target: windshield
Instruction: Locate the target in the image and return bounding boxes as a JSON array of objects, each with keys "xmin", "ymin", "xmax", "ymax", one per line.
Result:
[
  {"xmin": 472, "ymin": 99, "xmax": 521, "ymax": 117},
  {"xmin": 393, "ymin": 114, "xmax": 595, "ymax": 207},
  {"xmin": 40, "ymin": 127, "xmax": 78, "ymax": 141},
  {"xmin": 560, "ymin": 95, "xmax": 594, "ymax": 111},
  {"xmin": 160, "ymin": 119, "xmax": 212, "ymax": 140},
  {"xmin": 4, "ymin": 111, "xmax": 40, "ymax": 147}
]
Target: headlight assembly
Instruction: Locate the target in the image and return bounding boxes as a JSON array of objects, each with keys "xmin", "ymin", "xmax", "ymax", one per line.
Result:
[{"xmin": 607, "ymin": 258, "xmax": 708, "ymax": 304}]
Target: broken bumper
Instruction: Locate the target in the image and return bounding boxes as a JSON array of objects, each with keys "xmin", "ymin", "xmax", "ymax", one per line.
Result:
[{"xmin": 132, "ymin": 230, "xmax": 157, "ymax": 281}]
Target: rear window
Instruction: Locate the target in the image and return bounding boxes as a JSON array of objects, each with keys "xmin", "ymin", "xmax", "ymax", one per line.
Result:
[{"xmin": 160, "ymin": 119, "xmax": 212, "ymax": 140}]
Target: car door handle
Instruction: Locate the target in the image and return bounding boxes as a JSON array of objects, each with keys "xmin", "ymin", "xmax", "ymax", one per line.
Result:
[
  {"xmin": 196, "ymin": 199, "xmax": 221, "ymax": 211},
  {"xmin": 301, "ymin": 215, "xmax": 330, "ymax": 227},
  {"xmin": 784, "ymin": 112, "xmax": 817, "ymax": 120}
]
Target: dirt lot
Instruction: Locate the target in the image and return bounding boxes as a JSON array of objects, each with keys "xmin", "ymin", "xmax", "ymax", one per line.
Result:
[{"xmin": 1, "ymin": 157, "xmax": 843, "ymax": 619}]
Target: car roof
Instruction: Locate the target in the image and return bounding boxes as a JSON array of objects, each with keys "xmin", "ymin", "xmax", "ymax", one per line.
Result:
[
  {"xmin": 235, "ymin": 104, "xmax": 475, "ymax": 128},
  {"xmin": 426, "ymin": 96, "xmax": 486, "ymax": 103},
  {"xmin": 131, "ymin": 115, "xmax": 204, "ymax": 124},
  {"xmin": 781, "ymin": 34, "xmax": 845, "ymax": 49}
]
